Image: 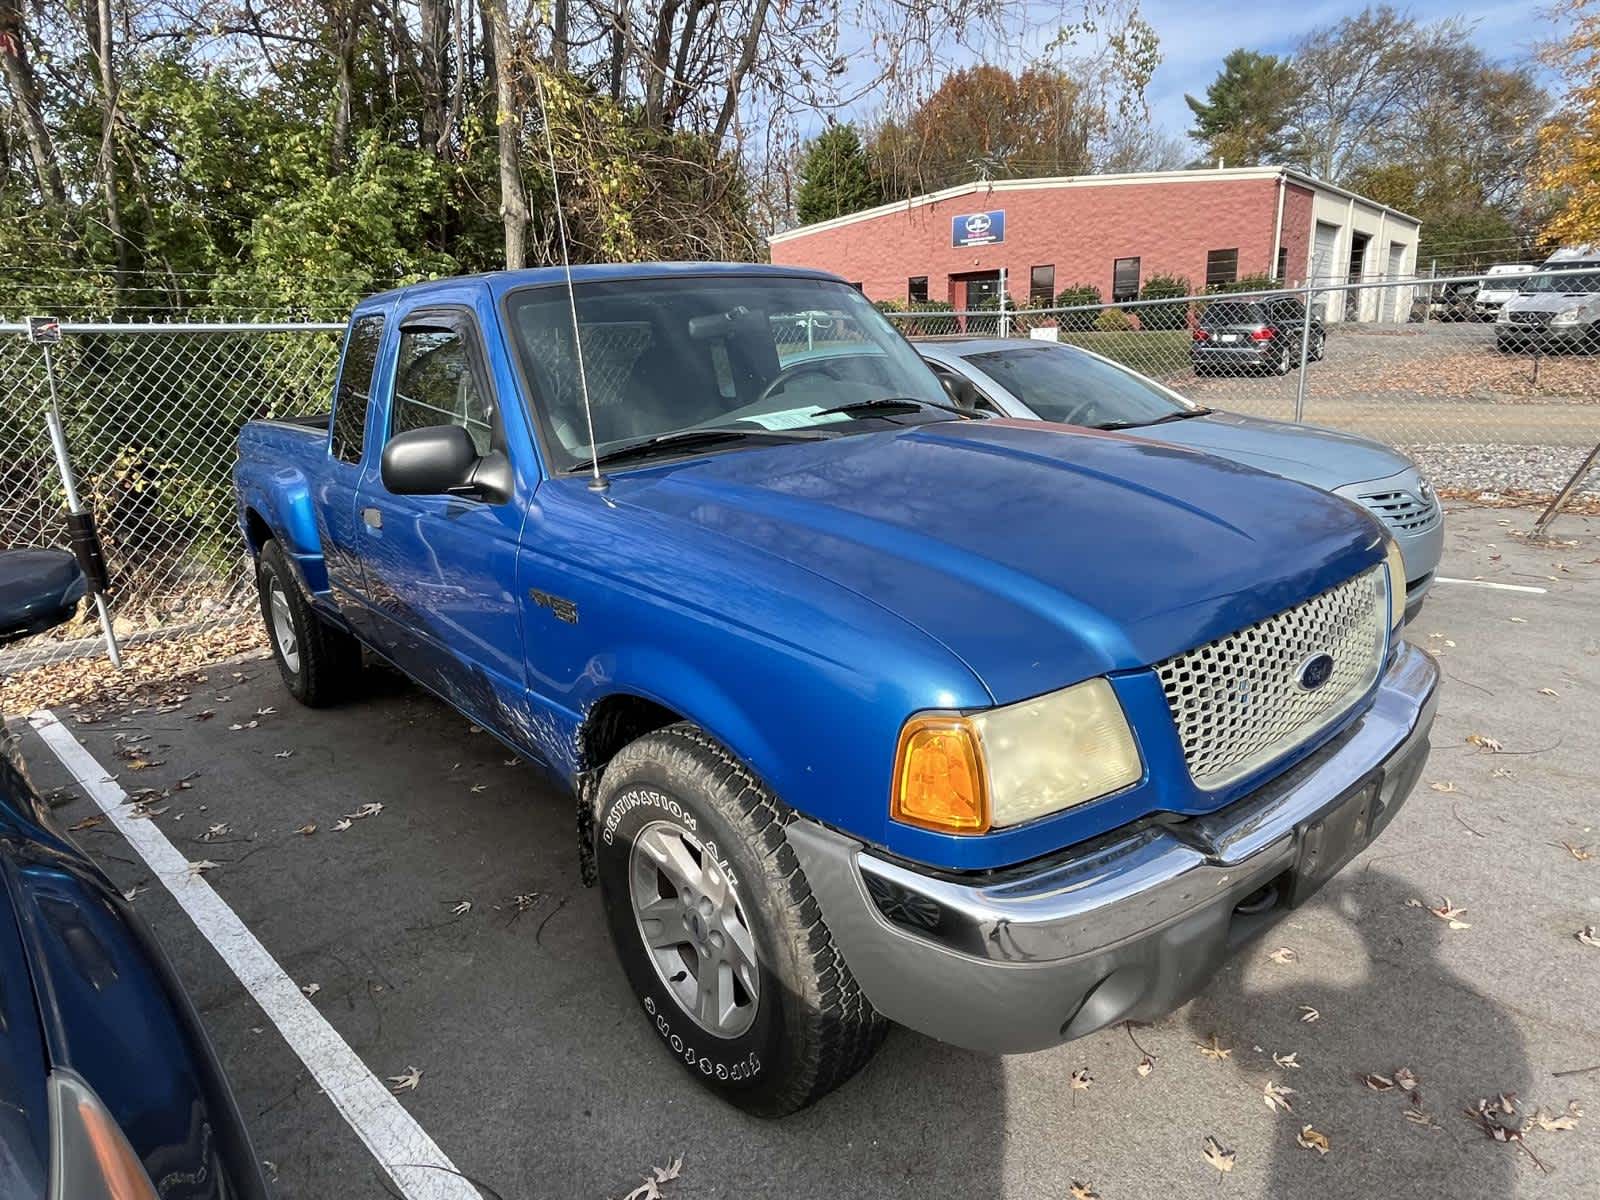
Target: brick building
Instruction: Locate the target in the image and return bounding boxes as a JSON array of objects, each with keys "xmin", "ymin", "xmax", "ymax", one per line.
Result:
[{"xmin": 768, "ymin": 166, "xmax": 1422, "ymax": 324}]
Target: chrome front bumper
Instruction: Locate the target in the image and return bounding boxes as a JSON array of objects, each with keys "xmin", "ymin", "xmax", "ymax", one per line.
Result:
[{"xmin": 789, "ymin": 642, "xmax": 1440, "ymax": 1054}]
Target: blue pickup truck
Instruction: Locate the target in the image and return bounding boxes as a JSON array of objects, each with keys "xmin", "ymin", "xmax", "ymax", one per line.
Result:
[{"xmin": 235, "ymin": 263, "xmax": 1439, "ymax": 1115}]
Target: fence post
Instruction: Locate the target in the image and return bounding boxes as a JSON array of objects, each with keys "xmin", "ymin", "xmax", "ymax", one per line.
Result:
[
  {"xmin": 1293, "ymin": 286, "xmax": 1314, "ymax": 423},
  {"xmin": 998, "ymin": 267, "xmax": 1010, "ymax": 339},
  {"xmin": 30, "ymin": 319, "xmax": 122, "ymax": 668}
]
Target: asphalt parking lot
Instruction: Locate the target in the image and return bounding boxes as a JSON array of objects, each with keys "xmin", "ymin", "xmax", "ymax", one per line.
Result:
[{"xmin": 12, "ymin": 503, "xmax": 1600, "ymax": 1200}]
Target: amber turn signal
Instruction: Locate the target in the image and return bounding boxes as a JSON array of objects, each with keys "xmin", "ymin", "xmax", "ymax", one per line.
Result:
[{"xmin": 890, "ymin": 717, "xmax": 990, "ymax": 834}]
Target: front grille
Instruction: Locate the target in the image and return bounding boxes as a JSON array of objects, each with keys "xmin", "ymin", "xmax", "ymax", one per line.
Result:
[
  {"xmin": 1359, "ymin": 488, "xmax": 1439, "ymax": 535},
  {"xmin": 1508, "ymin": 310, "xmax": 1553, "ymax": 327},
  {"xmin": 1155, "ymin": 567, "xmax": 1388, "ymax": 791}
]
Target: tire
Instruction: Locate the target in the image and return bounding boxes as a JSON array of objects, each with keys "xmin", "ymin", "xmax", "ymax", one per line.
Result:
[
  {"xmin": 256, "ymin": 539, "xmax": 361, "ymax": 707},
  {"xmin": 595, "ymin": 723, "xmax": 886, "ymax": 1116},
  {"xmin": 1274, "ymin": 344, "xmax": 1293, "ymax": 375},
  {"xmin": 1310, "ymin": 332, "xmax": 1326, "ymax": 362}
]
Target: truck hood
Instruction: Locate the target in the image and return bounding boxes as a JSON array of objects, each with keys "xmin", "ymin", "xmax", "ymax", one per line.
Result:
[
  {"xmin": 609, "ymin": 420, "xmax": 1383, "ymax": 703},
  {"xmin": 1508, "ymin": 294, "xmax": 1593, "ymax": 314},
  {"xmin": 1143, "ymin": 411, "xmax": 1413, "ymax": 491}
]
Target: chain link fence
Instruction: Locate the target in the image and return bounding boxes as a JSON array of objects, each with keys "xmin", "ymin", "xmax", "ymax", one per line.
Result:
[
  {"xmin": 0, "ymin": 323, "xmax": 344, "ymax": 671},
  {"xmin": 883, "ymin": 270, "xmax": 1600, "ymax": 512},
  {"xmin": 3, "ymin": 271, "xmax": 1597, "ymax": 674}
]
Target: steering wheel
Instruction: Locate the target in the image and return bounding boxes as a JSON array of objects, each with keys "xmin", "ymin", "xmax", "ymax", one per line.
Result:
[
  {"xmin": 1055, "ymin": 397, "xmax": 1103, "ymax": 427},
  {"xmin": 757, "ymin": 359, "xmax": 846, "ymax": 405}
]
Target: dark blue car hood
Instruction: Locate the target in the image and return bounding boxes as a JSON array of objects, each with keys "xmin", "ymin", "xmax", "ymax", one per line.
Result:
[{"xmin": 608, "ymin": 419, "xmax": 1385, "ymax": 703}]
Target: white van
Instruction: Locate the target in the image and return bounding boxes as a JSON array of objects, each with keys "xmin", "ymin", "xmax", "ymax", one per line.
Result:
[
  {"xmin": 1496, "ymin": 247, "xmax": 1600, "ymax": 353},
  {"xmin": 1474, "ymin": 263, "xmax": 1536, "ymax": 319}
]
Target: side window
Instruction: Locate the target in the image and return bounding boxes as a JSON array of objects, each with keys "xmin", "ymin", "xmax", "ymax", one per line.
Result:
[
  {"xmin": 331, "ymin": 315, "xmax": 384, "ymax": 464},
  {"xmin": 391, "ymin": 325, "xmax": 495, "ymax": 456}
]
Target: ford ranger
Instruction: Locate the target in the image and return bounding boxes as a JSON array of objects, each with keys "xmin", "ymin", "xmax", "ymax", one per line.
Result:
[{"xmin": 234, "ymin": 264, "xmax": 1439, "ymax": 1116}]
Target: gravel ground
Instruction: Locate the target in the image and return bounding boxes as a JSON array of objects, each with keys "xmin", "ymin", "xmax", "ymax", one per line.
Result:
[{"xmin": 1403, "ymin": 444, "xmax": 1600, "ymax": 498}]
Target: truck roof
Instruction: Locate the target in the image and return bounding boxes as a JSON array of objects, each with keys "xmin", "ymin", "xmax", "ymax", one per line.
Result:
[{"xmin": 356, "ymin": 261, "xmax": 846, "ymax": 310}]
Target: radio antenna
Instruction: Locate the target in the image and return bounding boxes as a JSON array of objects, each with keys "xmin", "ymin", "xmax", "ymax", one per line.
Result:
[{"xmin": 534, "ymin": 71, "xmax": 606, "ymax": 492}]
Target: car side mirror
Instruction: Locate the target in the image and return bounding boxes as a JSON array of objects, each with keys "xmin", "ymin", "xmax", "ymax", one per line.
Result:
[
  {"xmin": 381, "ymin": 425, "xmax": 508, "ymax": 502},
  {"xmin": 938, "ymin": 372, "xmax": 982, "ymax": 411},
  {"xmin": 0, "ymin": 549, "xmax": 87, "ymax": 646}
]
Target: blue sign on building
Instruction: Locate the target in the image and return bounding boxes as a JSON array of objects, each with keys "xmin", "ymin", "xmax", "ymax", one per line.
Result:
[{"xmin": 952, "ymin": 210, "xmax": 1005, "ymax": 247}]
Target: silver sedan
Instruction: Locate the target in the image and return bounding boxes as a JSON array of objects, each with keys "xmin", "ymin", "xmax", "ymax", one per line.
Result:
[{"xmin": 917, "ymin": 337, "xmax": 1442, "ymax": 621}]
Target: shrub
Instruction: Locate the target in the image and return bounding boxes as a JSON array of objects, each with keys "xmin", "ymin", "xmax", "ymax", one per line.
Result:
[
  {"xmin": 900, "ymin": 299, "xmax": 958, "ymax": 336},
  {"xmin": 873, "ymin": 298, "xmax": 905, "ymax": 313},
  {"xmin": 1094, "ymin": 307, "xmax": 1135, "ymax": 333},
  {"xmin": 1138, "ymin": 274, "xmax": 1193, "ymax": 330},
  {"xmin": 1053, "ymin": 283, "xmax": 1102, "ymax": 331},
  {"xmin": 1209, "ymin": 272, "xmax": 1276, "ymax": 296}
]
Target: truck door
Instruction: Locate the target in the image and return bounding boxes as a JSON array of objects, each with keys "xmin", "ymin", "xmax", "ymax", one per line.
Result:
[
  {"xmin": 317, "ymin": 312, "xmax": 385, "ymax": 639},
  {"xmin": 353, "ymin": 306, "xmax": 527, "ymax": 725}
]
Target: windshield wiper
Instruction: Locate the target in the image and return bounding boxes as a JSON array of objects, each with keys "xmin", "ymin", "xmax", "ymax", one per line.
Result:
[
  {"xmin": 1090, "ymin": 407, "xmax": 1211, "ymax": 431},
  {"xmin": 589, "ymin": 426, "xmax": 831, "ymax": 468},
  {"xmin": 811, "ymin": 396, "xmax": 976, "ymax": 420}
]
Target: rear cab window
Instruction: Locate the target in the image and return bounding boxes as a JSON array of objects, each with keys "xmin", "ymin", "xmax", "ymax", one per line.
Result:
[{"xmin": 331, "ymin": 314, "xmax": 385, "ymax": 463}]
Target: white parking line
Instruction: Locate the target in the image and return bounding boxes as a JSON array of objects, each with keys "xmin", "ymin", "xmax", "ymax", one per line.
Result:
[
  {"xmin": 1433, "ymin": 577, "xmax": 1548, "ymax": 595},
  {"xmin": 27, "ymin": 709, "xmax": 478, "ymax": 1200}
]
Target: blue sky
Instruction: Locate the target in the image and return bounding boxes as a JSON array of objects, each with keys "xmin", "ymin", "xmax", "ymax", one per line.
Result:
[{"xmin": 822, "ymin": 0, "xmax": 1560, "ymax": 152}]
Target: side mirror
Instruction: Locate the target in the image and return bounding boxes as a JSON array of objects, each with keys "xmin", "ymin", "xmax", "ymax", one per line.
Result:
[
  {"xmin": 938, "ymin": 371, "xmax": 982, "ymax": 411},
  {"xmin": 381, "ymin": 425, "xmax": 487, "ymax": 497},
  {"xmin": 0, "ymin": 549, "xmax": 87, "ymax": 646}
]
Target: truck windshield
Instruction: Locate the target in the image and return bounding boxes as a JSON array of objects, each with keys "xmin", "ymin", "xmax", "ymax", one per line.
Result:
[{"xmin": 504, "ymin": 275, "xmax": 949, "ymax": 471}]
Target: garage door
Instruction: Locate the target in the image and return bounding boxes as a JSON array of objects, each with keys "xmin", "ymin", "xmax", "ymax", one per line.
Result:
[
  {"xmin": 1312, "ymin": 222, "xmax": 1340, "ymax": 319},
  {"xmin": 1379, "ymin": 242, "xmax": 1406, "ymax": 323}
]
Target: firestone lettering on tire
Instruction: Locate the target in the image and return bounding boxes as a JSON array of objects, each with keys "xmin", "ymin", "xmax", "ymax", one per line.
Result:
[{"xmin": 642, "ymin": 996, "xmax": 762, "ymax": 1080}]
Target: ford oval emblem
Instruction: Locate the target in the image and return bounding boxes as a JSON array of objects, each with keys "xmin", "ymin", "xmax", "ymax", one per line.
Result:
[{"xmin": 1297, "ymin": 652, "xmax": 1335, "ymax": 691}]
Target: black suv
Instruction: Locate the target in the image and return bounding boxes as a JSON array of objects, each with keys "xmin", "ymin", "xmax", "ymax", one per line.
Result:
[{"xmin": 1191, "ymin": 295, "xmax": 1325, "ymax": 376}]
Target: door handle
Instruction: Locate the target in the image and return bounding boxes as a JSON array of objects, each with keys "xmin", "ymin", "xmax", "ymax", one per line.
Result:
[{"xmin": 362, "ymin": 507, "xmax": 383, "ymax": 530}]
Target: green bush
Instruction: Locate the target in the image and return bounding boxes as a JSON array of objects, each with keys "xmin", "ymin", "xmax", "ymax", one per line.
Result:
[
  {"xmin": 1209, "ymin": 272, "xmax": 1276, "ymax": 296},
  {"xmin": 1094, "ymin": 307, "xmax": 1135, "ymax": 333},
  {"xmin": 1138, "ymin": 274, "xmax": 1193, "ymax": 330},
  {"xmin": 899, "ymin": 299, "xmax": 958, "ymax": 336},
  {"xmin": 1053, "ymin": 283, "xmax": 1102, "ymax": 331}
]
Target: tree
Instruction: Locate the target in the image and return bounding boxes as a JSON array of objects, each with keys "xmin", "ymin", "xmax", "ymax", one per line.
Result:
[
  {"xmin": 870, "ymin": 64, "xmax": 1101, "ymax": 198},
  {"xmin": 795, "ymin": 124, "xmax": 882, "ymax": 224},
  {"xmin": 1537, "ymin": 0, "xmax": 1600, "ymax": 247},
  {"xmin": 1184, "ymin": 50, "xmax": 1302, "ymax": 166}
]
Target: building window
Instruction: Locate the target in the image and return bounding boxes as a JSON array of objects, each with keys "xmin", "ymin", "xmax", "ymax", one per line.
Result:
[
  {"xmin": 1205, "ymin": 249, "xmax": 1239, "ymax": 289},
  {"xmin": 1112, "ymin": 257, "xmax": 1140, "ymax": 303},
  {"xmin": 1276, "ymin": 245, "xmax": 1289, "ymax": 282},
  {"xmin": 1029, "ymin": 265, "xmax": 1055, "ymax": 305},
  {"xmin": 908, "ymin": 276, "xmax": 929, "ymax": 304}
]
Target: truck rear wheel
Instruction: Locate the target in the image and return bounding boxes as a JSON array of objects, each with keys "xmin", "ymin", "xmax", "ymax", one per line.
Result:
[
  {"xmin": 256, "ymin": 539, "xmax": 361, "ymax": 707},
  {"xmin": 595, "ymin": 723, "xmax": 886, "ymax": 1116}
]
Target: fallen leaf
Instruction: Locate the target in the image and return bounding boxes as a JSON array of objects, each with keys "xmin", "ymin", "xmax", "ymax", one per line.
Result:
[
  {"xmin": 1394, "ymin": 1066, "xmax": 1420, "ymax": 1094},
  {"xmin": 1428, "ymin": 780, "xmax": 1457, "ymax": 793},
  {"xmin": 1273, "ymin": 1051, "xmax": 1301, "ymax": 1069},
  {"xmin": 1577, "ymin": 926, "xmax": 1600, "ymax": 948},
  {"xmin": 1197, "ymin": 1035, "xmax": 1232, "ymax": 1061},
  {"xmin": 255, "ymin": 706, "xmax": 276, "ymax": 717},
  {"xmin": 1527, "ymin": 1101, "xmax": 1582, "ymax": 1133},
  {"xmin": 127, "ymin": 805, "xmax": 168, "ymax": 820},
  {"xmin": 1538, "ymin": 688, "xmax": 1558, "ymax": 697},
  {"xmin": 122, "ymin": 885, "xmax": 147, "ymax": 902},
  {"xmin": 1264, "ymin": 1080, "xmax": 1297, "ymax": 1113},
  {"xmin": 345, "ymin": 802, "xmax": 383, "ymax": 820},
  {"xmin": 1466, "ymin": 733, "xmax": 1502, "ymax": 752},
  {"xmin": 68, "ymin": 814, "xmax": 105, "ymax": 832},
  {"xmin": 332, "ymin": 818, "xmax": 353, "ymax": 832},
  {"xmin": 200, "ymin": 822, "xmax": 230, "ymax": 841},
  {"xmin": 1296, "ymin": 1124, "xmax": 1330, "ymax": 1155},
  {"xmin": 1509, "ymin": 616, "xmax": 1527, "ymax": 623},
  {"xmin": 192, "ymin": 709, "xmax": 215, "ymax": 721},
  {"xmin": 301, "ymin": 982, "xmax": 321, "ymax": 997},
  {"xmin": 274, "ymin": 749, "xmax": 293, "ymax": 759},
  {"xmin": 1426, "ymin": 898, "xmax": 1471, "ymax": 930},
  {"xmin": 294, "ymin": 822, "xmax": 317, "ymax": 836},
  {"xmin": 651, "ymin": 1156, "xmax": 683, "ymax": 1185},
  {"xmin": 387, "ymin": 1066, "xmax": 422, "ymax": 1093},
  {"xmin": 1070, "ymin": 1185, "xmax": 1101, "ymax": 1200},
  {"xmin": 470, "ymin": 783, "xmax": 486, "ymax": 794},
  {"xmin": 1298, "ymin": 1006, "xmax": 1321, "ymax": 1023},
  {"xmin": 1404, "ymin": 1108, "xmax": 1441, "ymax": 1130},
  {"xmin": 1561, "ymin": 842, "xmax": 1593, "ymax": 862},
  {"xmin": 1267, "ymin": 946, "xmax": 1298, "ymax": 964},
  {"xmin": 1491, "ymin": 766, "xmax": 1513, "ymax": 779},
  {"xmin": 1070, "ymin": 1067, "xmax": 1093, "ymax": 1105},
  {"xmin": 1202, "ymin": 1136, "xmax": 1235, "ymax": 1175},
  {"xmin": 451, "ymin": 899, "xmax": 472, "ymax": 916},
  {"xmin": 186, "ymin": 860, "xmax": 217, "ymax": 878},
  {"xmin": 1361, "ymin": 1072, "xmax": 1396, "ymax": 1092},
  {"xmin": 1136, "ymin": 1055, "xmax": 1155, "ymax": 1077}
]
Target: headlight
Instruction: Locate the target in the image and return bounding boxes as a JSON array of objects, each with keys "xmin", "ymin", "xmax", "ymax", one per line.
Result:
[
  {"xmin": 1384, "ymin": 537, "xmax": 1407, "ymax": 633},
  {"xmin": 1495, "ymin": 308, "xmax": 1512, "ymax": 324},
  {"xmin": 891, "ymin": 679, "xmax": 1142, "ymax": 834},
  {"xmin": 1551, "ymin": 309, "xmax": 1582, "ymax": 327},
  {"xmin": 48, "ymin": 1070, "xmax": 160, "ymax": 1200}
]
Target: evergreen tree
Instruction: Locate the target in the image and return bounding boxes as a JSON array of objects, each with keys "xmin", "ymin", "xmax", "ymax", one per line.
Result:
[{"xmin": 796, "ymin": 124, "xmax": 882, "ymax": 224}]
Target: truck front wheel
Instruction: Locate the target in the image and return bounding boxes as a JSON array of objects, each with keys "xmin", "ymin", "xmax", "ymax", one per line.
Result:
[
  {"xmin": 595, "ymin": 723, "xmax": 886, "ymax": 1116},
  {"xmin": 255, "ymin": 539, "xmax": 361, "ymax": 707}
]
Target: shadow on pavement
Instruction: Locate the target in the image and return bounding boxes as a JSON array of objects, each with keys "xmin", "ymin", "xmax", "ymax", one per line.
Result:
[{"xmin": 1185, "ymin": 868, "xmax": 1533, "ymax": 1197}]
